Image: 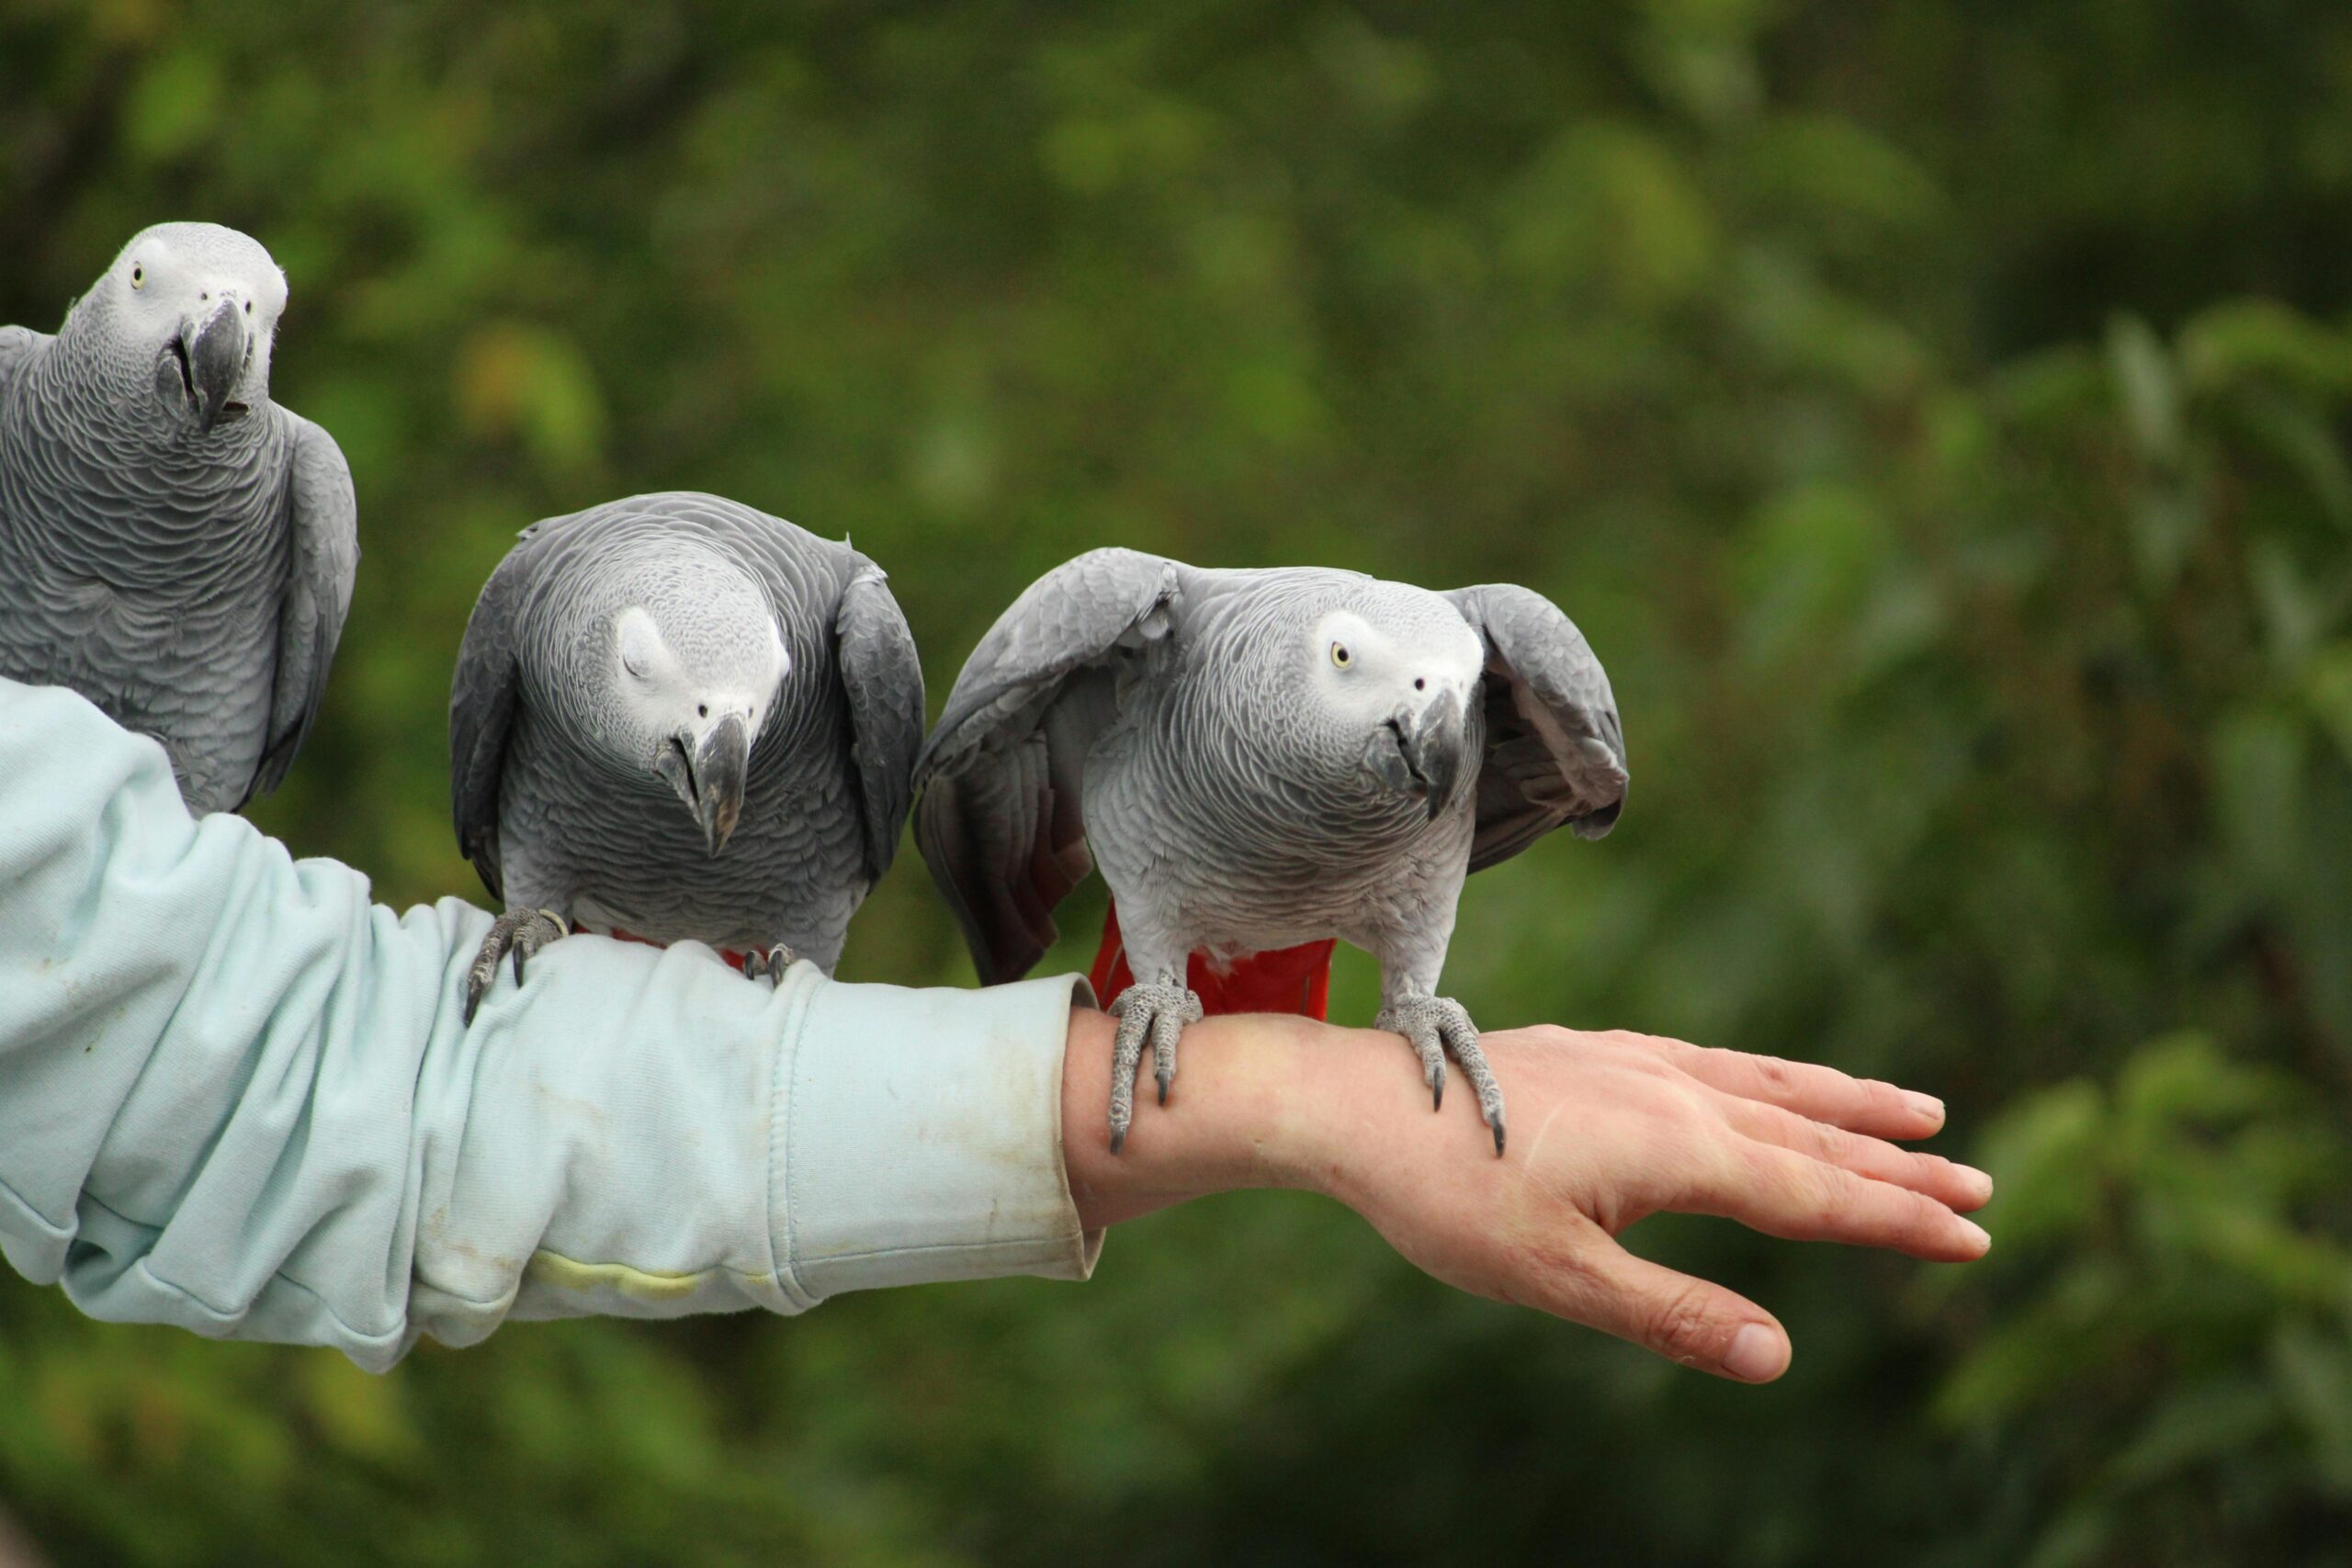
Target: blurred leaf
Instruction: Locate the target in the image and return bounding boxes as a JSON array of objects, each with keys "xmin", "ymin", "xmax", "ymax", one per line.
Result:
[
  {"xmin": 2234, "ymin": 386, "xmax": 2352, "ymax": 532},
  {"xmin": 2272, "ymin": 1322, "xmax": 2352, "ymax": 1494},
  {"xmin": 123, "ymin": 48, "xmax": 222, "ymax": 164},
  {"xmin": 298, "ymin": 1352, "xmax": 420, "ymax": 1467},
  {"xmin": 1505, "ymin": 123, "xmax": 1721, "ymax": 308},
  {"xmin": 1746, "ymin": 114, "xmax": 1946, "ymax": 231},
  {"xmin": 454, "ymin": 322, "xmax": 607, "ymax": 478},
  {"xmin": 2109, "ymin": 313, "xmax": 2183, "ymax": 468},
  {"xmin": 2109, "ymin": 1376, "xmax": 2277, "ymax": 1485},
  {"xmin": 2178, "ymin": 299, "xmax": 2352, "ymax": 400}
]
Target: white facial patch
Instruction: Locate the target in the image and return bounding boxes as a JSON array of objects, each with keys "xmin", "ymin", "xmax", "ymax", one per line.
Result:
[
  {"xmin": 612, "ymin": 604, "xmax": 791, "ymax": 745},
  {"xmin": 112, "ymin": 226, "xmax": 289, "ymax": 398},
  {"xmin": 1310, "ymin": 606, "xmax": 1480, "ymax": 716},
  {"xmin": 123, "ymin": 231, "xmax": 287, "ymax": 314},
  {"xmin": 766, "ymin": 619, "xmax": 789, "ymax": 693},
  {"xmin": 617, "ymin": 605, "xmax": 666, "ymax": 678}
]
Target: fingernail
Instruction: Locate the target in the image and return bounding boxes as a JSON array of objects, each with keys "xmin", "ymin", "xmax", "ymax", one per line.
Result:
[
  {"xmin": 1905, "ymin": 1091, "xmax": 1945, "ymax": 1126},
  {"xmin": 1724, "ymin": 1324, "xmax": 1787, "ymax": 1382},
  {"xmin": 1961, "ymin": 1166, "xmax": 1995, "ymax": 1203},
  {"xmin": 1960, "ymin": 1218, "xmax": 1992, "ymax": 1255}
]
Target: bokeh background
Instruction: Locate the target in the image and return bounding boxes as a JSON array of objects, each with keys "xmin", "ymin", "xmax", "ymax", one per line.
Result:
[{"xmin": 6, "ymin": 1, "xmax": 2352, "ymax": 1562}]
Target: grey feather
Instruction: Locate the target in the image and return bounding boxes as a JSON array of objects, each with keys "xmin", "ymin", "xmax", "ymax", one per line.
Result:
[
  {"xmin": 1445, "ymin": 582, "xmax": 1628, "ymax": 870},
  {"xmin": 913, "ymin": 547, "xmax": 1188, "ymax": 983},
  {"xmin": 917, "ymin": 547, "xmax": 1186, "ymax": 781},
  {"xmin": 243, "ymin": 412, "xmax": 359, "ymax": 804},
  {"xmin": 918, "ymin": 558, "xmax": 1625, "ymax": 987},
  {"xmin": 834, "ymin": 569, "xmax": 926, "ymax": 880},
  {"xmin": 449, "ymin": 491, "xmax": 923, "ymax": 972},
  {"xmin": 917, "ymin": 554, "xmax": 1626, "ymax": 1152},
  {"xmin": 0, "ymin": 327, "xmax": 49, "ymax": 400},
  {"xmin": 0, "ymin": 225, "xmax": 356, "ymax": 814},
  {"xmin": 448, "ymin": 533, "xmax": 539, "ymax": 903}
]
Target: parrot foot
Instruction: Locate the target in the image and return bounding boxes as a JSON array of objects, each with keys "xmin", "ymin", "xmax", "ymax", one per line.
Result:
[
  {"xmin": 1376, "ymin": 996, "xmax": 1505, "ymax": 1156},
  {"xmin": 463, "ymin": 908, "xmax": 570, "ymax": 1024},
  {"xmin": 1105, "ymin": 982, "xmax": 1204, "ymax": 1154},
  {"xmin": 742, "ymin": 944, "xmax": 797, "ymax": 985}
]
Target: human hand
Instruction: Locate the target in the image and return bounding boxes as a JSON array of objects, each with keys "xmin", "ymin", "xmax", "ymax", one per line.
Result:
[{"xmin": 1061, "ymin": 1012, "xmax": 1990, "ymax": 1382}]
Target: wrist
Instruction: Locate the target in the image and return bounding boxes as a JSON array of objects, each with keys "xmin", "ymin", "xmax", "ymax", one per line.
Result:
[{"xmin": 1061, "ymin": 1007, "xmax": 1344, "ymax": 1228}]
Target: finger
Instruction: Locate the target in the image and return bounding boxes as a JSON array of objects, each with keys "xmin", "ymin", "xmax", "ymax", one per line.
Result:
[
  {"xmin": 1537, "ymin": 1224, "xmax": 1792, "ymax": 1383},
  {"xmin": 1645, "ymin": 1036, "xmax": 1943, "ymax": 1139},
  {"xmin": 1717, "ymin": 1097, "xmax": 1994, "ymax": 1213},
  {"xmin": 1699, "ymin": 1145, "xmax": 1992, "ymax": 1261}
]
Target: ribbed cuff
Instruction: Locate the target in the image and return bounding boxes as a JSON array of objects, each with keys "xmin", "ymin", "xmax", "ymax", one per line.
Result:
[{"xmin": 773, "ymin": 967, "xmax": 1103, "ymax": 1301}]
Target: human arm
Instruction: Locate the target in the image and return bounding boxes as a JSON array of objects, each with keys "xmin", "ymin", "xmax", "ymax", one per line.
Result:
[
  {"xmin": 1060, "ymin": 1010, "xmax": 1991, "ymax": 1383},
  {"xmin": 0, "ymin": 675, "xmax": 1982, "ymax": 1382},
  {"xmin": 0, "ymin": 679, "xmax": 1096, "ymax": 1371}
]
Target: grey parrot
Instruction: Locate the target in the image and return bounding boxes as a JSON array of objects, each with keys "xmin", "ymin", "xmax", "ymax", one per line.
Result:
[
  {"xmin": 913, "ymin": 549, "xmax": 1627, "ymax": 1154},
  {"xmin": 0, "ymin": 222, "xmax": 357, "ymax": 814},
  {"xmin": 449, "ymin": 491, "xmax": 924, "ymax": 1021}
]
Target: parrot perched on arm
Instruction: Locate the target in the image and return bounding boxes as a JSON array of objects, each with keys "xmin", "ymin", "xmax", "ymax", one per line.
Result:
[
  {"xmin": 913, "ymin": 549, "xmax": 1627, "ymax": 1155},
  {"xmin": 447, "ymin": 491, "xmax": 924, "ymax": 1021},
  {"xmin": 0, "ymin": 222, "xmax": 358, "ymax": 815}
]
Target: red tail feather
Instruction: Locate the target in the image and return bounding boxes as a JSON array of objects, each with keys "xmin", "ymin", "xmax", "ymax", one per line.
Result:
[
  {"xmin": 607, "ymin": 926, "xmax": 751, "ymax": 972},
  {"xmin": 1090, "ymin": 902, "xmax": 1334, "ymax": 1021}
]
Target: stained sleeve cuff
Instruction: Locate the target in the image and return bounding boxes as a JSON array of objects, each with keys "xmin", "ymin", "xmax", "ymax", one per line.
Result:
[{"xmin": 773, "ymin": 967, "xmax": 1104, "ymax": 1301}]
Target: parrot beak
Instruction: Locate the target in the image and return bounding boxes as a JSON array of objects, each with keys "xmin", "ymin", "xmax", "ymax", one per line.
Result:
[
  {"xmin": 178, "ymin": 299, "xmax": 250, "ymax": 434},
  {"xmin": 657, "ymin": 711, "xmax": 752, "ymax": 854},
  {"xmin": 1380, "ymin": 688, "xmax": 1466, "ymax": 819}
]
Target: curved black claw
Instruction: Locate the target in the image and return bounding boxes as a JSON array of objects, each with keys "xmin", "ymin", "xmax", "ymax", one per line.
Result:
[
  {"xmin": 742, "ymin": 944, "xmax": 797, "ymax": 985},
  {"xmin": 463, "ymin": 908, "xmax": 570, "ymax": 1024},
  {"xmin": 1106, "ymin": 982, "xmax": 1204, "ymax": 1153},
  {"xmin": 1376, "ymin": 996, "xmax": 1506, "ymax": 1156}
]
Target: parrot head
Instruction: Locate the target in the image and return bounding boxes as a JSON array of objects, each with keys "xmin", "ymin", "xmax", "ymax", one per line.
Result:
[
  {"xmin": 1303, "ymin": 589, "xmax": 1486, "ymax": 820},
  {"xmin": 86, "ymin": 222, "xmax": 288, "ymax": 438},
  {"xmin": 601, "ymin": 553, "xmax": 790, "ymax": 854}
]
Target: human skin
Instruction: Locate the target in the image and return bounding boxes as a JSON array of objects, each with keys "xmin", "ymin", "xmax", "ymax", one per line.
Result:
[{"xmin": 1060, "ymin": 1011, "xmax": 1992, "ymax": 1383}]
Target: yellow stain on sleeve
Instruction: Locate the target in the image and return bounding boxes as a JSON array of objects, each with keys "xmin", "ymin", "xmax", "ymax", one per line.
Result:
[{"xmin": 524, "ymin": 1250, "xmax": 722, "ymax": 1303}]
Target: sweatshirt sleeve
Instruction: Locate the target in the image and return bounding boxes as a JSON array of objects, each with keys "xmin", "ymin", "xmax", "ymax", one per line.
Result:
[{"xmin": 0, "ymin": 678, "xmax": 1100, "ymax": 1371}]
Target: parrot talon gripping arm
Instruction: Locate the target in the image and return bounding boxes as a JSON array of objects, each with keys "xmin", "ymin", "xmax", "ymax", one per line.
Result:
[
  {"xmin": 462, "ymin": 908, "xmax": 571, "ymax": 1024},
  {"xmin": 741, "ymin": 944, "xmax": 797, "ymax": 985},
  {"xmin": 1376, "ymin": 996, "xmax": 1506, "ymax": 1156},
  {"xmin": 1104, "ymin": 981, "xmax": 1205, "ymax": 1153}
]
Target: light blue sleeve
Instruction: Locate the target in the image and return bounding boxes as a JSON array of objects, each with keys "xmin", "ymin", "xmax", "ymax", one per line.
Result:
[{"xmin": 0, "ymin": 679, "xmax": 1100, "ymax": 1371}]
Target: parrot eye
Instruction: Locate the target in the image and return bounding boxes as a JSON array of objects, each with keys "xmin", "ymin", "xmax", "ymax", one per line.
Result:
[
  {"xmin": 130, "ymin": 265, "xmax": 145, "ymax": 289},
  {"xmin": 1329, "ymin": 641, "xmax": 1352, "ymax": 669}
]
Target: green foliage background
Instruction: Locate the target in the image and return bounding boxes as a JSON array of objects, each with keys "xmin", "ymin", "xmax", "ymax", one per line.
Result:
[{"xmin": 6, "ymin": 1, "xmax": 2352, "ymax": 1562}]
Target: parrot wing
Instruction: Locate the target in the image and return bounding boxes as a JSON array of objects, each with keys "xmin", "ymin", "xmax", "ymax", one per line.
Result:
[
  {"xmin": 1446, "ymin": 582, "xmax": 1629, "ymax": 873},
  {"xmin": 914, "ymin": 547, "xmax": 1189, "ymax": 984},
  {"xmin": 448, "ymin": 524, "xmax": 554, "ymax": 902},
  {"xmin": 830, "ymin": 564, "xmax": 927, "ymax": 883},
  {"xmin": 243, "ymin": 412, "xmax": 360, "ymax": 805}
]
